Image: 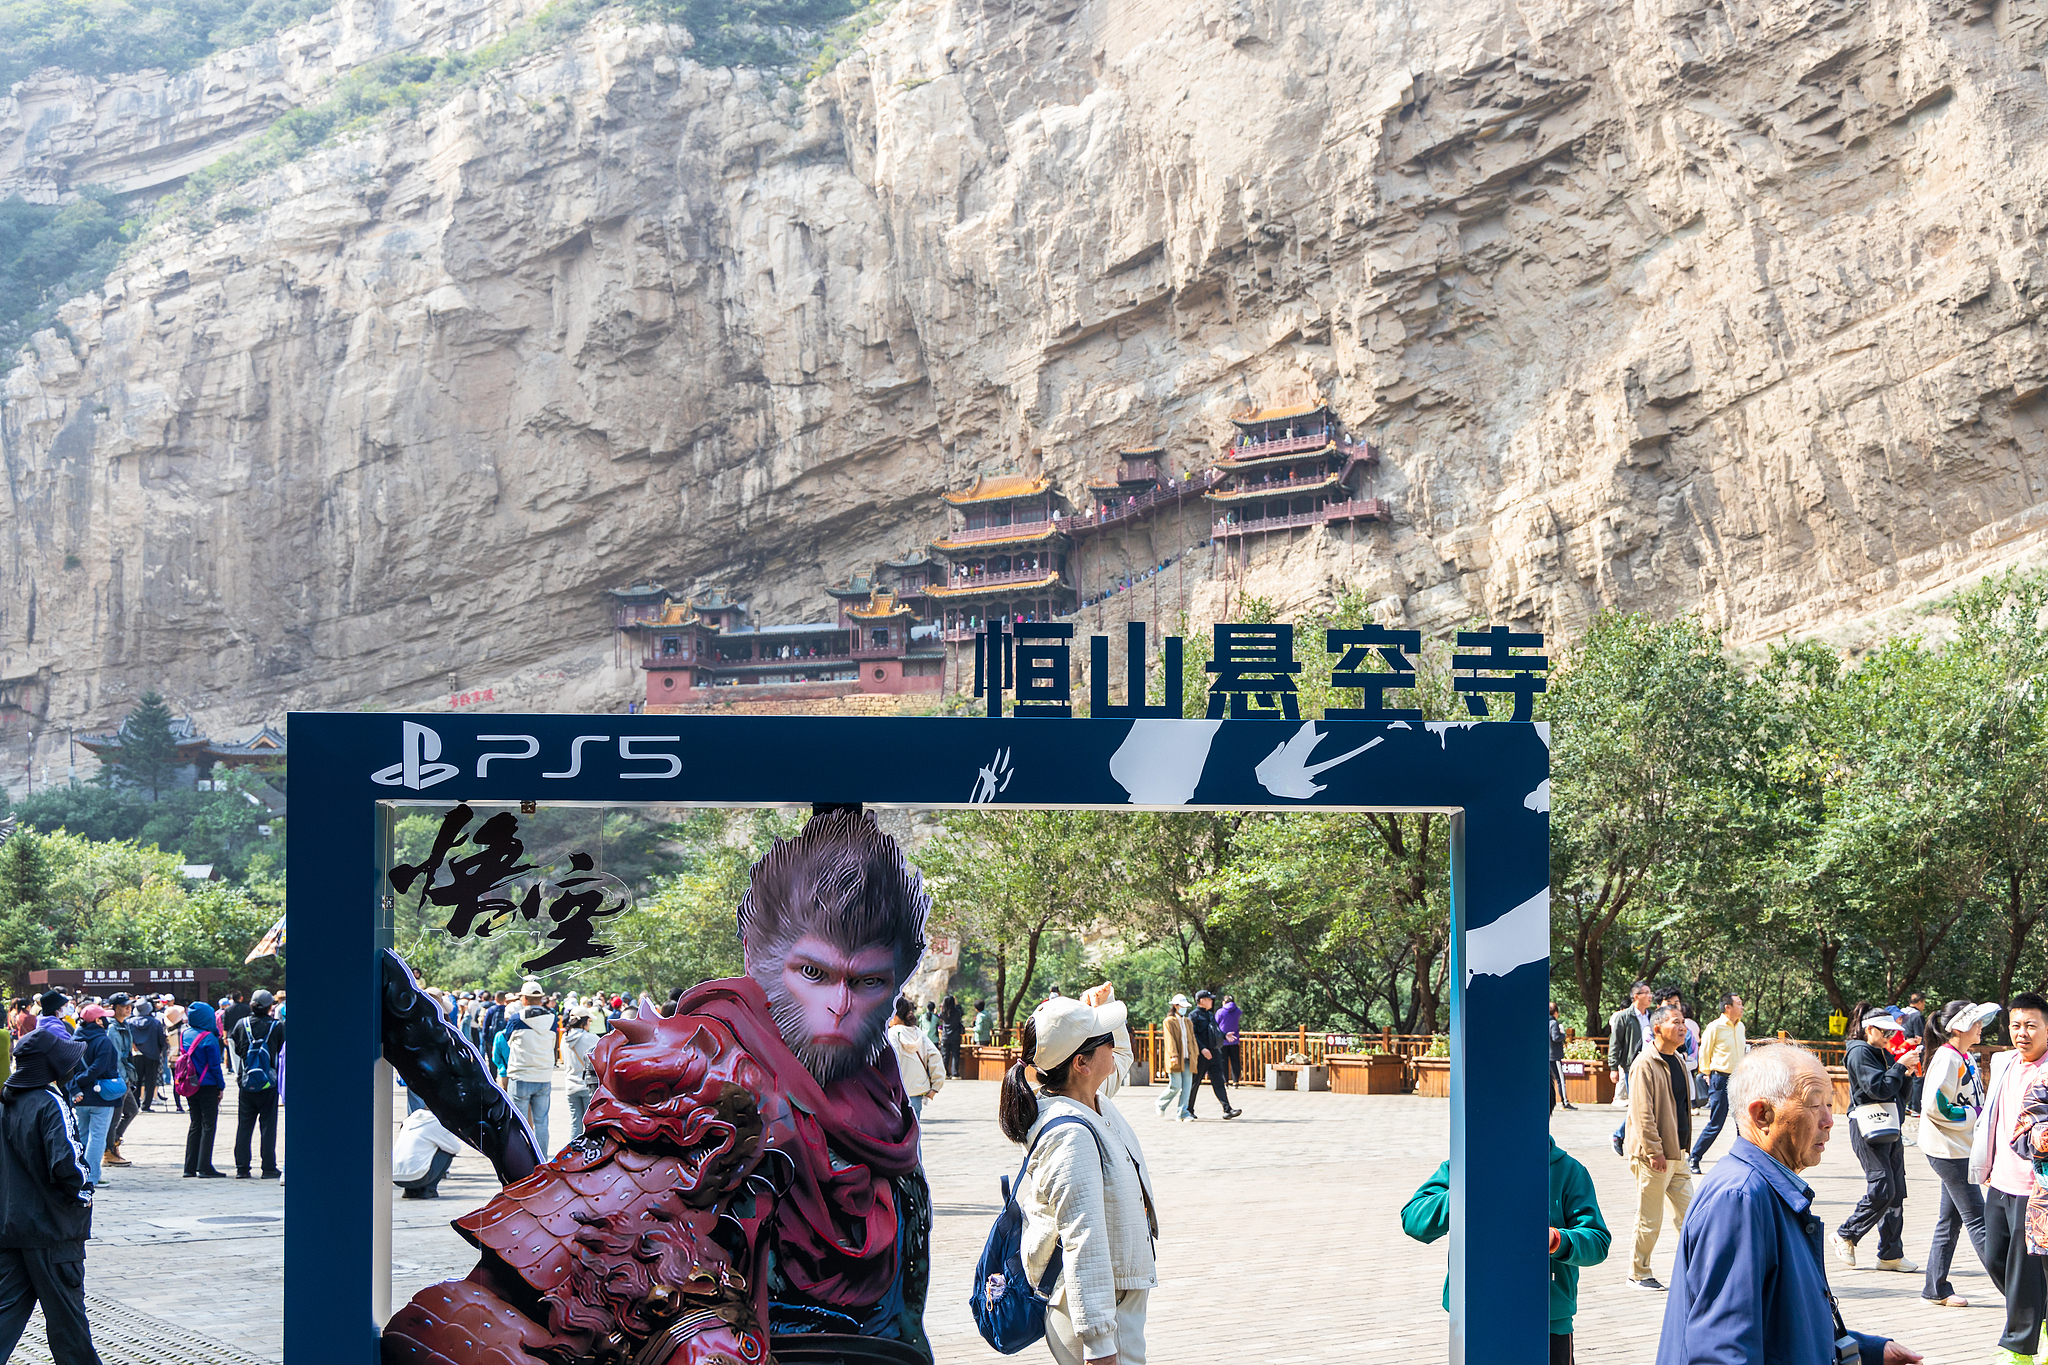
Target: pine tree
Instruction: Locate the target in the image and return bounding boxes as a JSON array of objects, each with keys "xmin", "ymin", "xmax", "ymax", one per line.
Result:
[
  {"xmin": 105, "ymin": 691, "xmax": 181, "ymax": 798},
  {"xmin": 0, "ymin": 831, "xmax": 50, "ymax": 917}
]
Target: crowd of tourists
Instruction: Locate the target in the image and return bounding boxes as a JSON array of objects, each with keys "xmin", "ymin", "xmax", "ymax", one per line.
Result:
[
  {"xmin": 1536, "ymin": 978, "xmax": 2048, "ymax": 1364},
  {"xmin": 0, "ymin": 983, "xmax": 285, "ymax": 1364}
]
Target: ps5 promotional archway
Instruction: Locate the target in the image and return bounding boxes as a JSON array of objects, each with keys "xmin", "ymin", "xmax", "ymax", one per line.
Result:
[{"xmin": 288, "ymin": 700, "xmax": 1550, "ymax": 1364}]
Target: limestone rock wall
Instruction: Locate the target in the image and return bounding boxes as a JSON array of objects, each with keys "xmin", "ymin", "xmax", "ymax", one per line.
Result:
[{"xmin": 6, "ymin": 0, "xmax": 2048, "ymax": 778}]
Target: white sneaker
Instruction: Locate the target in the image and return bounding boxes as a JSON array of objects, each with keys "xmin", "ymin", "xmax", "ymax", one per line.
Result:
[
  {"xmin": 1875, "ymin": 1256, "xmax": 1918, "ymax": 1273},
  {"xmin": 1829, "ymin": 1232, "xmax": 1858, "ymax": 1269}
]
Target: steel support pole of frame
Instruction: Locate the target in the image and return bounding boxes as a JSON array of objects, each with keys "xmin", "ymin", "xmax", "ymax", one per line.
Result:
[{"xmin": 1447, "ymin": 806, "xmax": 1553, "ymax": 1362}]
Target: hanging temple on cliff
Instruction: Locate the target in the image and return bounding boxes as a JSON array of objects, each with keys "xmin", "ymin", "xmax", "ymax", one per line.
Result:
[{"xmin": 612, "ymin": 402, "xmax": 1392, "ymax": 709}]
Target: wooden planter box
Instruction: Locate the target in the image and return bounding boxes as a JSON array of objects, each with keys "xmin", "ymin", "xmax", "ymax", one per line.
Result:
[
  {"xmin": 1412, "ymin": 1056, "xmax": 1450, "ymax": 1098},
  {"xmin": 968, "ymin": 1046, "xmax": 1016, "ymax": 1082},
  {"xmin": 1828, "ymin": 1066, "xmax": 1851, "ymax": 1114},
  {"xmin": 1558, "ymin": 1060, "xmax": 1615, "ymax": 1107},
  {"xmin": 1328, "ymin": 1053, "xmax": 1408, "ymax": 1095}
]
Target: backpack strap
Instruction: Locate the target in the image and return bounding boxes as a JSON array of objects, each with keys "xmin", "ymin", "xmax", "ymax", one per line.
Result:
[{"xmin": 1009, "ymin": 1113, "xmax": 1113, "ymax": 1296}]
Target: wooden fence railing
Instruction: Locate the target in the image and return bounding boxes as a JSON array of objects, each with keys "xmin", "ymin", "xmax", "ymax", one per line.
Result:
[{"xmin": 1574, "ymin": 1031, "xmax": 1848, "ymax": 1069}]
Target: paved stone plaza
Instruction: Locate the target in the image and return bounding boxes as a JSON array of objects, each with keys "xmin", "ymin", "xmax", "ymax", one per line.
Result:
[{"xmin": 15, "ymin": 1077, "xmax": 2020, "ymax": 1363}]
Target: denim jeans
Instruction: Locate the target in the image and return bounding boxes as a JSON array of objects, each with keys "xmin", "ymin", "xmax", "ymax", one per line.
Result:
[
  {"xmin": 1155, "ymin": 1071, "xmax": 1193, "ymax": 1118},
  {"xmin": 567, "ymin": 1089, "xmax": 590, "ymax": 1142},
  {"xmin": 1923, "ymin": 1153, "xmax": 1989, "ymax": 1300},
  {"xmin": 75, "ymin": 1106, "xmax": 112, "ymax": 1185},
  {"xmin": 1690, "ymin": 1072, "xmax": 1732, "ymax": 1165},
  {"xmin": 510, "ymin": 1080, "xmax": 550, "ymax": 1155}
]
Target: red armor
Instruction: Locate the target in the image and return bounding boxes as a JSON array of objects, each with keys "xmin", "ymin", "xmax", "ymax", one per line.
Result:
[{"xmin": 382, "ymin": 979, "xmax": 922, "ymax": 1365}]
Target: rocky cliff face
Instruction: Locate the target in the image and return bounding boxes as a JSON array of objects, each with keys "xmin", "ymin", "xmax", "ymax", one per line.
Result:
[{"xmin": 5, "ymin": 0, "xmax": 2048, "ymax": 775}]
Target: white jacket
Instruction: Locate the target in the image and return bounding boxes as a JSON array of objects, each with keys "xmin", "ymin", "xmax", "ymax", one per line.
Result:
[
  {"xmin": 1019, "ymin": 1028, "xmax": 1158, "ymax": 1360},
  {"xmin": 1919, "ymin": 1043, "xmax": 1981, "ymax": 1160},
  {"xmin": 1970, "ymin": 1048, "xmax": 2031, "ymax": 1186},
  {"xmin": 393, "ymin": 1109, "xmax": 461, "ymax": 1183},
  {"xmin": 502, "ymin": 1009, "xmax": 558, "ymax": 1084},
  {"xmin": 889, "ymin": 1023, "xmax": 944, "ymax": 1098}
]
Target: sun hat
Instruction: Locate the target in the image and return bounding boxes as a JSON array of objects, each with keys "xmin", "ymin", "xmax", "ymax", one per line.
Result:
[
  {"xmin": 1862, "ymin": 1011, "xmax": 1904, "ymax": 1033},
  {"xmin": 1954, "ymin": 1001, "xmax": 2001, "ymax": 1033},
  {"xmin": 1030, "ymin": 995, "xmax": 1127, "ymax": 1072}
]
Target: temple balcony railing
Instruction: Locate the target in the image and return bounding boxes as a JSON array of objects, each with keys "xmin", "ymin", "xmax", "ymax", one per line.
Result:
[
  {"xmin": 642, "ymin": 655, "xmax": 694, "ymax": 669},
  {"xmin": 1223, "ymin": 432, "xmax": 1377, "ymax": 463},
  {"xmin": 1212, "ymin": 499, "xmax": 1391, "ymax": 539},
  {"xmin": 1056, "ymin": 468, "xmax": 1225, "ymax": 536},
  {"xmin": 850, "ymin": 641, "xmax": 904, "ymax": 659},
  {"xmin": 1211, "ymin": 470, "xmax": 1345, "ymax": 498},
  {"xmin": 933, "ymin": 566, "xmax": 1061, "ymax": 590},
  {"xmin": 936, "ymin": 517, "xmax": 1058, "ymax": 547}
]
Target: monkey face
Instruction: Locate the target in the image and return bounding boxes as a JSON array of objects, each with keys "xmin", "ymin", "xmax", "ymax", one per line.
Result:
[{"xmin": 763, "ymin": 934, "xmax": 898, "ymax": 1083}]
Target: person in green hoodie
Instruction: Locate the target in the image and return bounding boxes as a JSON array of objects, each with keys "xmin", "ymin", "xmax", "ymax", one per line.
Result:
[{"xmin": 1401, "ymin": 1121, "xmax": 1610, "ymax": 1363}]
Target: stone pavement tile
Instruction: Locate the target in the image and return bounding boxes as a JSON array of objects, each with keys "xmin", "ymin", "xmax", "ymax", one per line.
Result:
[{"xmin": 95, "ymin": 1068, "xmax": 2015, "ymax": 1365}]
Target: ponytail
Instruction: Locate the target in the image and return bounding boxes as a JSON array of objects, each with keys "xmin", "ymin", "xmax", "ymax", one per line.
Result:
[{"xmin": 998, "ymin": 1020, "xmax": 1041, "ymax": 1144}]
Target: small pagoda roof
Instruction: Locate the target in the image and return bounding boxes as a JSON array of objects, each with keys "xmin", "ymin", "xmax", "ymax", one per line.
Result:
[
  {"xmin": 78, "ymin": 715, "xmax": 210, "ymax": 759},
  {"xmin": 846, "ymin": 591, "xmax": 916, "ymax": 621},
  {"xmin": 606, "ymin": 581, "xmax": 668, "ymax": 601},
  {"xmin": 642, "ymin": 599, "xmax": 698, "ymax": 628},
  {"xmin": 1229, "ymin": 400, "xmax": 1329, "ymax": 428},
  {"xmin": 690, "ymin": 588, "xmax": 745, "ymax": 612},
  {"xmin": 824, "ymin": 574, "xmax": 875, "ymax": 601},
  {"xmin": 941, "ymin": 473, "xmax": 1052, "ymax": 505},
  {"xmin": 204, "ymin": 726, "xmax": 287, "ymax": 760},
  {"xmin": 879, "ymin": 551, "xmax": 933, "ymax": 569},
  {"xmin": 1118, "ymin": 445, "xmax": 1165, "ymax": 457}
]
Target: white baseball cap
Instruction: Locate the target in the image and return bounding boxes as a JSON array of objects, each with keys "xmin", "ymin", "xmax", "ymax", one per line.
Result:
[
  {"xmin": 1030, "ymin": 995, "xmax": 1127, "ymax": 1071},
  {"xmin": 1169, "ymin": 993, "xmax": 1192, "ymax": 1010}
]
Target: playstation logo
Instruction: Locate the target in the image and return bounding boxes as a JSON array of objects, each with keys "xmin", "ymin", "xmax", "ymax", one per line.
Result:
[{"xmin": 371, "ymin": 721, "xmax": 459, "ymax": 791}]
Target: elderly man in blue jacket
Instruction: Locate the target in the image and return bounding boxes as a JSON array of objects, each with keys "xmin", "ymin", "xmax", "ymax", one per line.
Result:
[{"xmin": 1657, "ymin": 1043, "xmax": 1923, "ymax": 1365}]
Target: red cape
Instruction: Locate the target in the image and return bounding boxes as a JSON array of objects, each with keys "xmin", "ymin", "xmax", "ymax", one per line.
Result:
[{"xmin": 674, "ymin": 976, "xmax": 921, "ymax": 1307}]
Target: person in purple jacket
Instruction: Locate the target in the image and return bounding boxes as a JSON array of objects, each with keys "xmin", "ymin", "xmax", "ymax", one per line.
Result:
[
  {"xmin": 1215, "ymin": 995, "xmax": 1244, "ymax": 1085},
  {"xmin": 179, "ymin": 1002, "xmax": 226, "ymax": 1178},
  {"xmin": 1656, "ymin": 1044, "xmax": 1921, "ymax": 1365}
]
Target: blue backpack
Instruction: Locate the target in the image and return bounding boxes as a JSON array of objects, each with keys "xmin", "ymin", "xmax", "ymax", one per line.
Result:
[
  {"xmin": 970, "ymin": 1115, "xmax": 1108, "ymax": 1354},
  {"xmin": 239, "ymin": 1020, "xmax": 278, "ymax": 1093}
]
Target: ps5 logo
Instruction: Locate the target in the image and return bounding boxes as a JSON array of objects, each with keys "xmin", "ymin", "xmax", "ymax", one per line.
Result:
[{"xmin": 372, "ymin": 721, "xmax": 460, "ymax": 791}]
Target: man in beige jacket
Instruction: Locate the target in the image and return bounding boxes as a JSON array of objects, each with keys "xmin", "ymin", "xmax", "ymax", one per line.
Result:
[
  {"xmin": 1156, "ymin": 995, "xmax": 1196, "ymax": 1122},
  {"xmin": 1625, "ymin": 1004, "xmax": 1694, "ymax": 1290}
]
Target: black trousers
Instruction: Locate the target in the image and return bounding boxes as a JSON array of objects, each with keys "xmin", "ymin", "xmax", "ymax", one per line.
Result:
[
  {"xmin": 0, "ymin": 1245, "xmax": 99, "ymax": 1365},
  {"xmin": 1986, "ymin": 1187, "xmax": 2048, "ymax": 1353},
  {"xmin": 109, "ymin": 1088, "xmax": 139, "ymax": 1147},
  {"xmin": 184, "ymin": 1085, "xmax": 223, "ymax": 1175},
  {"xmin": 136, "ymin": 1059, "xmax": 159, "ymax": 1110},
  {"xmin": 1222, "ymin": 1043, "xmax": 1243, "ymax": 1084},
  {"xmin": 1549, "ymin": 1331, "xmax": 1573, "ymax": 1365},
  {"xmin": 234, "ymin": 1088, "xmax": 279, "ymax": 1175},
  {"xmin": 1836, "ymin": 1123, "xmax": 1906, "ymax": 1260},
  {"xmin": 1189, "ymin": 1054, "xmax": 1231, "ymax": 1114},
  {"xmin": 941, "ymin": 1035, "xmax": 962, "ymax": 1080},
  {"xmin": 397, "ymin": 1146, "xmax": 455, "ymax": 1196}
]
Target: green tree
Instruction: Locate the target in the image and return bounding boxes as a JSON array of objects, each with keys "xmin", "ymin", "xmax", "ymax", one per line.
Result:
[
  {"xmin": 1546, "ymin": 613, "xmax": 1774, "ymax": 1033},
  {"xmin": 0, "ymin": 831, "xmax": 57, "ymax": 987},
  {"xmin": 97, "ymin": 691, "xmax": 181, "ymax": 798},
  {"xmin": 919, "ymin": 811, "xmax": 1126, "ymax": 1031}
]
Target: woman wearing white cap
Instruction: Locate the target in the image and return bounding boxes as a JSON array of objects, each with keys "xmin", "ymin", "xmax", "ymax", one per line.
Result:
[
  {"xmin": 1917, "ymin": 999, "xmax": 2001, "ymax": 1306},
  {"xmin": 1830, "ymin": 1003, "xmax": 1922, "ymax": 1271},
  {"xmin": 998, "ymin": 984, "xmax": 1159, "ymax": 1365}
]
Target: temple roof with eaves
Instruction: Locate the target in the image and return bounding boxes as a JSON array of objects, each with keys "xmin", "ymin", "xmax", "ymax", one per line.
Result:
[
  {"xmin": 941, "ymin": 473, "xmax": 1052, "ymax": 505},
  {"xmin": 1228, "ymin": 400, "xmax": 1329, "ymax": 428}
]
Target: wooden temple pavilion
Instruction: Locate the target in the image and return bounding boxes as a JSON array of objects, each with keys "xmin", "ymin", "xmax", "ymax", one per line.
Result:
[
  {"xmin": 77, "ymin": 719, "xmax": 287, "ymax": 784},
  {"xmin": 1207, "ymin": 401, "xmax": 1390, "ymax": 541},
  {"xmin": 624, "ymin": 579, "xmax": 941, "ymax": 709},
  {"xmin": 925, "ymin": 473, "xmax": 1075, "ymax": 639}
]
